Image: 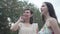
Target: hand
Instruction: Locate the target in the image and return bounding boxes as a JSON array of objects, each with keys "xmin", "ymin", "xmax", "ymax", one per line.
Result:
[{"xmin": 19, "ymin": 16, "xmax": 24, "ymax": 22}]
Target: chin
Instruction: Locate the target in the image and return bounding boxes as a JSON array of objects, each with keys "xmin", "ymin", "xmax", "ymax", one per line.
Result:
[{"xmin": 24, "ymin": 17, "xmax": 28, "ymax": 19}]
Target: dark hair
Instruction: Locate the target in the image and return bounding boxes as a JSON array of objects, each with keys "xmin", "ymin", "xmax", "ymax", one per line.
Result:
[
  {"xmin": 24, "ymin": 9, "xmax": 33, "ymax": 24},
  {"xmin": 42, "ymin": 2, "xmax": 57, "ymax": 22}
]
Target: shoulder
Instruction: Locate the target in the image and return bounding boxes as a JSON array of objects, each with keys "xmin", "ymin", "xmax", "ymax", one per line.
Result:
[
  {"xmin": 47, "ymin": 17, "xmax": 57, "ymax": 23},
  {"xmin": 47, "ymin": 17, "xmax": 58, "ymax": 25},
  {"xmin": 32, "ymin": 23, "xmax": 38, "ymax": 28},
  {"xmin": 32, "ymin": 23, "xmax": 38, "ymax": 26}
]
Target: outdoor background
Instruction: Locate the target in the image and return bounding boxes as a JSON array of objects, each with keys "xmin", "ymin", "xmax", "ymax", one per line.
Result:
[{"xmin": 0, "ymin": 0, "xmax": 60, "ymax": 34}]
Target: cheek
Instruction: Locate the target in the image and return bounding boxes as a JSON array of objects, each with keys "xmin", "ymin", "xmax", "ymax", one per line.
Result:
[
  {"xmin": 27, "ymin": 14, "xmax": 32, "ymax": 18},
  {"xmin": 27, "ymin": 14, "xmax": 31, "ymax": 17},
  {"xmin": 25, "ymin": 14, "xmax": 30, "ymax": 18},
  {"xmin": 43, "ymin": 7, "xmax": 48, "ymax": 12},
  {"xmin": 43, "ymin": 7, "xmax": 47, "ymax": 11},
  {"xmin": 44, "ymin": 7, "xmax": 48, "ymax": 11},
  {"xmin": 41, "ymin": 7, "xmax": 45, "ymax": 13},
  {"xmin": 41, "ymin": 8, "xmax": 47, "ymax": 15}
]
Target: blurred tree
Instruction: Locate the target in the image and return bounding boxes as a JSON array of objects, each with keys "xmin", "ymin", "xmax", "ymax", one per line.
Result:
[
  {"xmin": 0, "ymin": 0, "xmax": 18, "ymax": 34},
  {"xmin": 0, "ymin": 0, "xmax": 8, "ymax": 34},
  {"xmin": 0, "ymin": 8, "xmax": 9, "ymax": 34}
]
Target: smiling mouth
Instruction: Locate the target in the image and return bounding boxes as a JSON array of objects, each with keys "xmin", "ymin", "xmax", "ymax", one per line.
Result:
[{"xmin": 24, "ymin": 15, "xmax": 28, "ymax": 17}]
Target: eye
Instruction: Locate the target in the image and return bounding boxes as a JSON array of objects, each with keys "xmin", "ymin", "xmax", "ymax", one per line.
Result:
[
  {"xmin": 26, "ymin": 12, "xmax": 29, "ymax": 13},
  {"xmin": 42, "ymin": 5, "xmax": 45, "ymax": 7}
]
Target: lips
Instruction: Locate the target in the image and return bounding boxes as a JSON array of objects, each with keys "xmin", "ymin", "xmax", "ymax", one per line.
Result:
[
  {"xmin": 23, "ymin": 15, "xmax": 28, "ymax": 17},
  {"xmin": 25, "ymin": 15, "xmax": 28, "ymax": 17}
]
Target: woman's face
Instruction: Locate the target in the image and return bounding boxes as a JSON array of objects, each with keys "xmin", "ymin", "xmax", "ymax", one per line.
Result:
[
  {"xmin": 41, "ymin": 3, "xmax": 48, "ymax": 15},
  {"xmin": 23, "ymin": 10, "xmax": 32, "ymax": 20}
]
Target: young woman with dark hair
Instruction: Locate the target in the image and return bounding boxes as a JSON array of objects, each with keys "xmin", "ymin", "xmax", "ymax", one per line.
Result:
[
  {"xmin": 39, "ymin": 2, "xmax": 60, "ymax": 34},
  {"xmin": 10, "ymin": 9, "xmax": 38, "ymax": 34}
]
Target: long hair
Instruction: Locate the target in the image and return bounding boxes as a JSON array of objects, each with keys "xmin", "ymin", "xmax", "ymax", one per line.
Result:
[
  {"xmin": 24, "ymin": 9, "xmax": 33, "ymax": 24},
  {"xmin": 42, "ymin": 2, "xmax": 57, "ymax": 23}
]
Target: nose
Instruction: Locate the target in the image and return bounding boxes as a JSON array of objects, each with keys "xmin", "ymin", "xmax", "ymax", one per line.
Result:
[
  {"xmin": 41, "ymin": 8, "xmax": 43, "ymax": 11},
  {"xmin": 23, "ymin": 13, "xmax": 26, "ymax": 16}
]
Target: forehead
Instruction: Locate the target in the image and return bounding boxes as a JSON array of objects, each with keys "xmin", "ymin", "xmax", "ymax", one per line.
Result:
[
  {"xmin": 24, "ymin": 10, "xmax": 30, "ymax": 12},
  {"xmin": 42, "ymin": 3, "xmax": 47, "ymax": 6}
]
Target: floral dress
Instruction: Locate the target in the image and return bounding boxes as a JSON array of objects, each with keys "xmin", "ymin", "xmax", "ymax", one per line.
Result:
[{"xmin": 39, "ymin": 24, "xmax": 54, "ymax": 34}]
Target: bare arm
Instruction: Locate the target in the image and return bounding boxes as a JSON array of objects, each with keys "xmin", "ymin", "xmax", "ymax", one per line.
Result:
[
  {"xmin": 36, "ymin": 23, "xmax": 39, "ymax": 34},
  {"xmin": 36, "ymin": 26, "xmax": 39, "ymax": 34},
  {"xmin": 10, "ymin": 17, "xmax": 23, "ymax": 31},
  {"xmin": 49, "ymin": 18, "xmax": 60, "ymax": 34},
  {"xmin": 10, "ymin": 20, "xmax": 20, "ymax": 31}
]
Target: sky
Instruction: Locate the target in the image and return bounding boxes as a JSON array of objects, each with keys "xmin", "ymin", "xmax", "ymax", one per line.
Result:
[{"xmin": 19, "ymin": 0, "xmax": 60, "ymax": 23}]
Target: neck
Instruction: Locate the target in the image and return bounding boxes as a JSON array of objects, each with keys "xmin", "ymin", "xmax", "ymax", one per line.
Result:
[
  {"xmin": 24, "ymin": 19, "xmax": 30, "ymax": 24},
  {"xmin": 44, "ymin": 13, "xmax": 50, "ymax": 21}
]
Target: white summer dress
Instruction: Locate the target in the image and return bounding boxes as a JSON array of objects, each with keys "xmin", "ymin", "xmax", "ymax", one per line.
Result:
[{"xmin": 18, "ymin": 23, "xmax": 38, "ymax": 34}]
